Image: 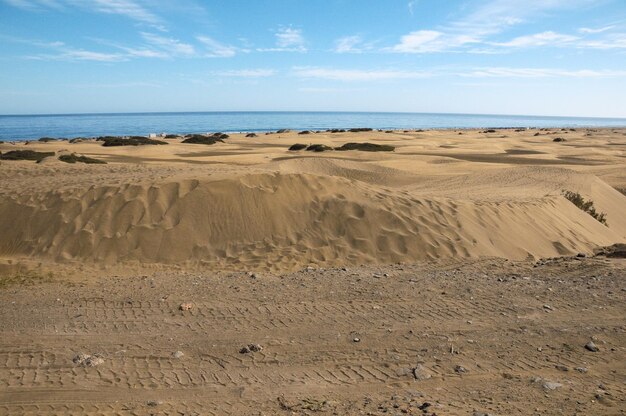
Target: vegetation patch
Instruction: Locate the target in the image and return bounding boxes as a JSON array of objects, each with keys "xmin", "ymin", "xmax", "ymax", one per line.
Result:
[
  {"xmin": 563, "ymin": 190, "xmax": 607, "ymax": 226},
  {"xmin": 100, "ymin": 136, "xmax": 168, "ymax": 146},
  {"xmin": 335, "ymin": 142, "xmax": 395, "ymax": 152},
  {"xmin": 327, "ymin": 129, "xmax": 346, "ymax": 133},
  {"xmin": 0, "ymin": 271, "xmax": 53, "ymax": 289},
  {"xmin": 0, "ymin": 150, "xmax": 55, "ymax": 161},
  {"xmin": 165, "ymin": 134, "xmax": 180, "ymax": 139},
  {"xmin": 59, "ymin": 153, "xmax": 107, "ymax": 164},
  {"xmin": 288, "ymin": 143, "xmax": 307, "ymax": 151},
  {"xmin": 553, "ymin": 137, "xmax": 566, "ymax": 142},
  {"xmin": 182, "ymin": 134, "xmax": 225, "ymax": 145},
  {"xmin": 38, "ymin": 137, "xmax": 57, "ymax": 142},
  {"xmin": 245, "ymin": 133, "xmax": 258, "ymax": 137},
  {"xmin": 482, "ymin": 129, "xmax": 497, "ymax": 133},
  {"xmin": 306, "ymin": 144, "xmax": 333, "ymax": 152},
  {"xmin": 298, "ymin": 130, "xmax": 311, "ymax": 135},
  {"xmin": 348, "ymin": 128, "xmax": 373, "ymax": 132}
]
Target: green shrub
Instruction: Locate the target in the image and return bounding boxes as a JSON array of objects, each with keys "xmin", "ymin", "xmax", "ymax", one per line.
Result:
[
  {"xmin": 38, "ymin": 137, "xmax": 57, "ymax": 142},
  {"xmin": 306, "ymin": 144, "xmax": 333, "ymax": 152},
  {"xmin": 59, "ymin": 153, "xmax": 106, "ymax": 164},
  {"xmin": 288, "ymin": 143, "xmax": 307, "ymax": 151},
  {"xmin": 563, "ymin": 190, "xmax": 608, "ymax": 226},
  {"xmin": 182, "ymin": 134, "xmax": 224, "ymax": 145},
  {"xmin": 0, "ymin": 150, "xmax": 55, "ymax": 161},
  {"xmin": 100, "ymin": 136, "xmax": 168, "ymax": 146},
  {"xmin": 335, "ymin": 142, "xmax": 395, "ymax": 152}
]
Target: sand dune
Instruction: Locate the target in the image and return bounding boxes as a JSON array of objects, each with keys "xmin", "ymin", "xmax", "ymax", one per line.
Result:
[{"xmin": 1, "ymin": 132, "xmax": 624, "ymax": 271}]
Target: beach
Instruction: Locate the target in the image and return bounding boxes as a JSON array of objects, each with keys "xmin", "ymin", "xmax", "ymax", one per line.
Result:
[{"xmin": 0, "ymin": 128, "xmax": 625, "ymax": 414}]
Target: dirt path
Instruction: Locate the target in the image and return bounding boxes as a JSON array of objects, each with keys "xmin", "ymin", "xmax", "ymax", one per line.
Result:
[{"xmin": 0, "ymin": 256, "xmax": 624, "ymax": 415}]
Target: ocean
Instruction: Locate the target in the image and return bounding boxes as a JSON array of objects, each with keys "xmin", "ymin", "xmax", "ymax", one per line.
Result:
[{"xmin": 1, "ymin": 111, "xmax": 625, "ymax": 141}]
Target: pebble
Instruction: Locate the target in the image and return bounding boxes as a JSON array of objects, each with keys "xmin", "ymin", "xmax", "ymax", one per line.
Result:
[
  {"xmin": 454, "ymin": 365, "xmax": 468, "ymax": 374},
  {"xmin": 555, "ymin": 364, "xmax": 569, "ymax": 372},
  {"xmin": 412, "ymin": 364, "xmax": 432, "ymax": 381},
  {"xmin": 353, "ymin": 337, "xmax": 361, "ymax": 343},
  {"xmin": 575, "ymin": 367, "xmax": 588, "ymax": 373},
  {"xmin": 240, "ymin": 343, "xmax": 263, "ymax": 354},
  {"xmin": 585, "ymin": 341, "xmax": 599, "ymax": 352},
  {"xmin": 172, "ymin": 351, "xmax": 184, "ymax": 359},
  {"xmin": 542, "ymin": 381, "xmax": 562, "ymax": 390},
  {"xmin": 73, "ymin": 353, "xmax": 104, "ymax": 367},
  {"xmin": 179, "ymin": 302, "xmax": 193, "ymax": 311}
]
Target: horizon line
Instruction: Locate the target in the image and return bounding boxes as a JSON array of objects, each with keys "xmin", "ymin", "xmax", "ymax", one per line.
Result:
[{"xmin": 2, "ymin": 110, "xmax": 626, "ymax": 120}]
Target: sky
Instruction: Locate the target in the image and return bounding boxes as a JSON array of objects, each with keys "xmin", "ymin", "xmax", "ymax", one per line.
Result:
[{"xmin": 1, "ymin": 0, "xmax": 625, "ymax": 117}]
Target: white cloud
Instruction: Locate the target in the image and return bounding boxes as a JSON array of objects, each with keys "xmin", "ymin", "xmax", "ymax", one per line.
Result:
[
  {"xmin": 390, "ymin": 30, "xmax": 478, "ymax": 53},
  {"xmin": 84, "ymin": 0, "xmax": 160, "ymax": 25},
  {"xmin": 293, "ymin": 67, "xmax": 432, "ymax": 81},
  {"xmin": 464, "ymin": 67, "xmax": 626, "ymax": 78},
  {"xmin": 579, "ymin": 25, "xmax": 615, "ymax": 34},
  {"xmin": 389, "ymin": 0, "xmax": 599, "ymax": 54},
  {"xmin": 495, "ymin": 31, "xmax": 578, "ymax": 47},
  {"xmin": 334, "ymin": 35, "xmax": 363, "ymax": 53},
  {"xmin": 3, "ymin": 0, "xmax": 164, "ymax": 27},
  {"xmin": 259, "ymin": 27, "xmax": 306, "ymax": 52},
  {"xmin": 141, "ymin": 32, "xmax": 195, "ymax": 56},
  {"xmin": 196, "ymin": 36, "xmax": 237, "ymax": 57},
  {"xmin": 211, "ymin": 69, "xmax": 276, "ymax": 77}
]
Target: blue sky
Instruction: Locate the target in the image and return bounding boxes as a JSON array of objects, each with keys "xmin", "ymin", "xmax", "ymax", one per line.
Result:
[{"xmin": 1, "ymin": 0, "xmax": 625, "ymax": 117}]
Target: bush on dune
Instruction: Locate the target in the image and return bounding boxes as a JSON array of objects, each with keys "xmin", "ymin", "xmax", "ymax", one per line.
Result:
[
  {"xmin": 59, "ymin": 153, "xmax": 107, "ymax": 164},
  {"xmin": 306, "ymin": 144, "xmax": 333, "ymax": 152},
  {"xmin": 335, "ymin": 142, "xmax": 395, "ymax": 152},
  {"xmin": 288, "ymin": 143, "xmax": 307, "ymax": 151},
  {"xmin": 100, "ymin": 136, "xmax": 168, "ymax": 146},
  {"xmin": 182, "ymin": 134, "xmax": 225, "ymax": 145},
  {"xmin": 0, "ymin": 150, "xmax": 55, "ymax": 161},
  {"xmin": 563, "ymin": 190, "xmax": 608, "ymax": 226}
]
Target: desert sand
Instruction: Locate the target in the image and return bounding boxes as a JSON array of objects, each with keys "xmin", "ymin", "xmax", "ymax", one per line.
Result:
[{"xmin": 0, "ymin": 128, "xmax": 625, "ymax": 415}]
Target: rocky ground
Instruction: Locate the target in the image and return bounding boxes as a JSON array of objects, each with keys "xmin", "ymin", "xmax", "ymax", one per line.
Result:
[{"xmin": 0, "ymin": 254, "xmax": 624, "ymax": 415}]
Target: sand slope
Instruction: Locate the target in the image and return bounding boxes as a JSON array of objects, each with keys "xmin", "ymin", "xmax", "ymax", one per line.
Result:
[{"xmin": 0, "ymin": 157, "xmax": 623, "ymax": 271}]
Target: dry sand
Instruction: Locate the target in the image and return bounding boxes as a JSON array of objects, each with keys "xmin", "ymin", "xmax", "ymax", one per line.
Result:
[{"xmin": 0, "ymin": 128, "xmax": 624, "ymax": 414}]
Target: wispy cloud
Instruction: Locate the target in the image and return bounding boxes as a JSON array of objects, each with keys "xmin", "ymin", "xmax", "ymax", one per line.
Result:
[
  {"xmin": 141, "ymin": 32, "xmax": 195, "ymax": 56},
  {"xmin": 84, "ymin": 0, "xmax": 160, "ymax": 25},
  {"xmin": 389, "ymin": 30, "xmax": 478, "ymax": 53},
  {"xmin": 3, "ymin": 0, "xmax": 164, "ymax": 29},
  {"xmin": 293, "ymin": 67, "xmax": 432, "ymax": 81},
  {"xmin": 494, "ymin": 31, "xmax": 579, "ymax": 47},
  {"xmin": 464, "ymin": 67, "xmax": 626, "ymax": 78},
  {"xmin": 334, "ymin": 35, "xmax": 364, "ymax": 53},
  {"xmin": 389, "ymin": 0, "xmax": 600, "ymax": 54},
  {"xmin": 196, "ymin": 36, "xmax": 238, "ymax": 57},
  {"xmin": 579, "ymin": 25, "xmax": 615, "ymax": 34},
  {"xmin": 210, "ymin": 69, "xmax": 276, "ymax": 78},
  {"xmin": 259, "ymin": 27, "xmax": 306, "ymax": 52}
]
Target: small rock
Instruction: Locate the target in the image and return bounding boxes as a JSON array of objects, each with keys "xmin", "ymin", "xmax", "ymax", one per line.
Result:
[
  {"xmin": 454, "ymin": 365, "xmax": 468, "ymax": 374},
  {"xmin": 353, "ymin": 337, "xmax": 360, "ymax": 343},
  {"xmin": 542, "ymin": 381, "xmax": 562, "ymax": 390},
  {"xmin": 147, "ymin": 400, "xmax": 162, "ymax": 407},
  {"xmin": 543, "ymin": 304, "xmax": 553, "ymax": 311},
  {"xmin": 575, "ymin": 367, "xmax": 588, "ymax": 373},
  {"xmin": 73, "ymin": 353, "xmax": 104, "ymax": 367},
  {"xmin": 555, "ymin": 364, "xmax": 569, "ymax": 372},
  {"xmin": 373, "ymin": 273, "xmax": 383, "ymax": 278},
  {"xmin": 412, "ymin": 364, "xmax": 432, "ymax": 381},
  {"xmin": 576, "ymin": 253, "xmax": 587, "ymax": 258},
  {"xmin": 239, "ymin": 346, "xmax": 251, "ymax": 354},
  {"xmin": 585, "ymin": 341, "xmax": 599, "ymax": 352},
  {"xmin": 248, "ymin": 343, "xmax": 263, "ymax": 352},
  {"xmin": 179, "ymin": 302, "xmax": 193, "ymax": 311},
  {"xmin": 172, "ymin": 351, "xmax": 184, "ymax": 359}
]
